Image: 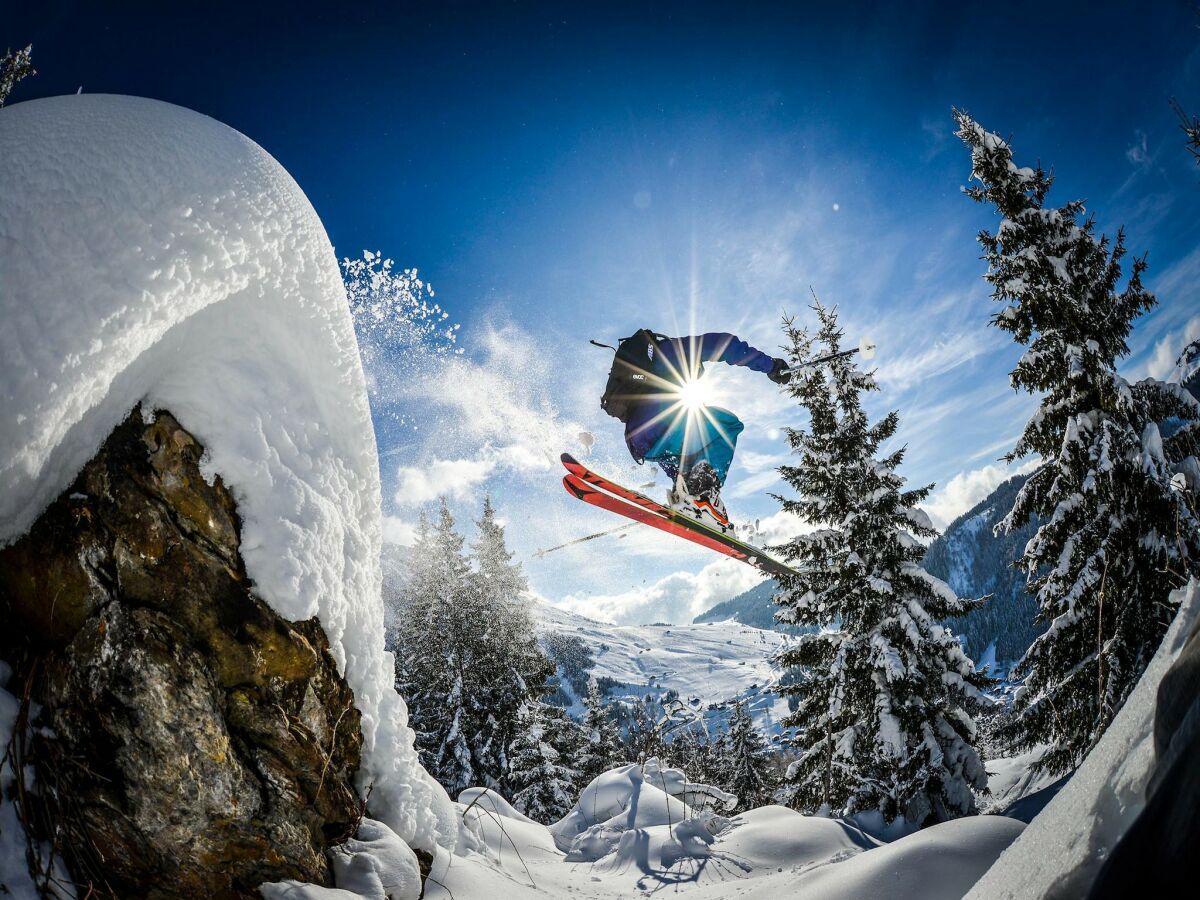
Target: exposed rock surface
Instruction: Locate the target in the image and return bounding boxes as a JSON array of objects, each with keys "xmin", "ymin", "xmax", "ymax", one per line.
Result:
[{"xmin": 0, "ymin": 407, "xmax": 365, "ymax": 898}]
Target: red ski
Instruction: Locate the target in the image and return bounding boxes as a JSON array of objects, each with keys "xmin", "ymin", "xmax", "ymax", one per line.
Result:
[{"xmin": 560, "ymin": 453, "xmax": 799, "ymax": 579}]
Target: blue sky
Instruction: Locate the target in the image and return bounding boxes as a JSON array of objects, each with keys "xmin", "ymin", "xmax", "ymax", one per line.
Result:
[{"xmin": 10, "ymin": 2, "xmax": 1200, "ymax": 622}]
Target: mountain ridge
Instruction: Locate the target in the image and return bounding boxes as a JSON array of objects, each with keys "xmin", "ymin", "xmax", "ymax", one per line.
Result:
[{"xmin": 691, "ymin": 474, "xmax": 1044, "ymax": 668}]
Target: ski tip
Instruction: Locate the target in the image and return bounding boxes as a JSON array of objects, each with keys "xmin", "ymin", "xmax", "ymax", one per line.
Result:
[
  {"xmin": 560, "ymin": 451, "xmax": 577, "ymax": 465},
  {"xmin": 562, "ymin": 473, "xmax": 589, "ymax": 500}
]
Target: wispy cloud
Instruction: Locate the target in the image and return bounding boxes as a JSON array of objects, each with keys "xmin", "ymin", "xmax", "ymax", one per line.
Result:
[
  {"xmin": 1126, "ymin": 129, "xmax": 1151, "ymax": 168},
  {"xmin": 920, "ymin": 458, "xmax": 1039, "ymax": 531},
  {"xmin": 1143, "ymin": 314, "xmax": 1200, "ymax": 381},
  {"xmin": 382, "ymin": 515, "xmax": 419, "ymax": 546},
  {"xmin": 552, "ymin": 555, "xmax": 767, "ymax": 625},
  {"xmin": 875, "ymin": 329, "xmax": 995, "ymax": 392},
  {"xmin": 1129, "ymin": 244, "xmax": 1200, "ymax": 377},
  {"xmin": 920, "ymin": 114, "xmax": 950, "ymax": 162}
]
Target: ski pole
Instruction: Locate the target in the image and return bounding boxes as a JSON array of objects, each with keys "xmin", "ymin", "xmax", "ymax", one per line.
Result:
[
  {"xmin": 781, "ymin": 337, "xmax": 876, "ymax": 377},
  {"xmin": 533, "ymin": 522, "xmax": 638, "ymax": 558}
]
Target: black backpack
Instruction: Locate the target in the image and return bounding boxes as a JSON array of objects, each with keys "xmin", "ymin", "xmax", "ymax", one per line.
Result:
[{"xmin": 599, "ymin": 329, "xmax": 661, "ymax": 423}]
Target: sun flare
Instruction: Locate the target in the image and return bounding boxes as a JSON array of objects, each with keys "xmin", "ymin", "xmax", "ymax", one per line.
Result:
[{"xmin": 676, "ymin": 376, "xmax": 713, "ymax": 411}]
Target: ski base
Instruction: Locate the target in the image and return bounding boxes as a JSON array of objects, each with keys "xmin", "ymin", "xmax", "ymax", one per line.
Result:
[{"xmin": 560, "ymin": 453, "xmax": 799, "ymax": 580}]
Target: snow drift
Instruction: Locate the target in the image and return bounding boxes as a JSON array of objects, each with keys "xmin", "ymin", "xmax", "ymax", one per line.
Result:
[
  {"xmin": 0, "ymin": 95, "xmax": 456, "ymax": 859},
  {"xmin": 433, "ymin": 762, "xmax": 1020, "ymax": 900},
  {"xmin": 548, "ymin": 759, "xmax": 737, "ymax": 860},
  {"xmin": 967, "ymin": 578, "xmax": 1200, "ymax": 898}
]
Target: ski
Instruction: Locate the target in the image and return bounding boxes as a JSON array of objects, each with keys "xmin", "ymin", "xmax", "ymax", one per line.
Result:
[{"xmin": 560, "ymin": 453, "xmax": 800, "ymax": 579}]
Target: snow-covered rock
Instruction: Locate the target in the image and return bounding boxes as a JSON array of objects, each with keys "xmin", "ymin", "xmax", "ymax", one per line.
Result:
[
  {"xmin": 0, "ymin": 94, "xmax": 455, "ymax": 865},
  {"xmin": 966, "ymin": 578, "xmax": 1200, "ymax": 898}
]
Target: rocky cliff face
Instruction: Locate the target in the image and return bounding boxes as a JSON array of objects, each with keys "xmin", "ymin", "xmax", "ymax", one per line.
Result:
[{"xmin": 0, "ymin": 408, "xmax": 365, "ymax": 898}]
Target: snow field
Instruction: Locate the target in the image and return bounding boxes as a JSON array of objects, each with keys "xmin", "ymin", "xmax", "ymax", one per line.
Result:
[
  {"xmin": 0, "ymin": 95, "xmax": 455, "ymax": 868},
  {"xmin": 537, "ymin": 603, "xmax": 792, "ymax": 729},
  {"xmin": 423, "ymin": 760, "xmax": 1022, "ymax": 899}
]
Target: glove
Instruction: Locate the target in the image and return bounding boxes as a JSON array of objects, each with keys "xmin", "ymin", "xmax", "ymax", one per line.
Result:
[{"xmin": 767, "ymin": 358, "xmax": 792, "ymax": 385}]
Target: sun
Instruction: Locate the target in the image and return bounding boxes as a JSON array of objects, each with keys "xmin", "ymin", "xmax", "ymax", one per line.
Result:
[{"xmin": 675, "ymin": 375, "xmax": 713, "ymax": 411}]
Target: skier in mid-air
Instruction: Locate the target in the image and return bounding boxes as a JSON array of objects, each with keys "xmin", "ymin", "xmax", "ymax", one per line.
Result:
[{"xmin": 595, "ymin": 329, "xmax": 792, "ymax": 530}]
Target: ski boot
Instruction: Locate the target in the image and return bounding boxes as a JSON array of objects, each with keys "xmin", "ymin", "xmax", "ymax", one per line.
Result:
[{"xmin": 667, "ymin": 461, "xmax": 731, "ymax": 532}]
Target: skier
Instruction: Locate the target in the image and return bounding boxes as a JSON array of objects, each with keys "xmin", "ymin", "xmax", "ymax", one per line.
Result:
[{"xmin": 596, "ymin": 330, "xmax": 791, "ymax": 529}]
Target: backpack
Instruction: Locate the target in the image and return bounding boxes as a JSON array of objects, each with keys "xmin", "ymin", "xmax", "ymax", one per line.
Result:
[{"xmin": 599, "ymin": 329, "xmax": 660, "ymax": 423}]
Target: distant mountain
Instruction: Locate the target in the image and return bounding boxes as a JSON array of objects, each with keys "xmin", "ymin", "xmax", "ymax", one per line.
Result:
[
  {"xmin": 923, "ymin": 473, "xmax": 1043, "ymax": 669},
  {"xmin": 693, "ymin": 579, "xmax": 793, "ymax": 631},
  {"xmin": 1175, "ymin": 338, "xmax": 1200, "ymax": 398},
  {"xmin": 692, "ymin": 474, "xmax": 1045, "ymax": 671}
]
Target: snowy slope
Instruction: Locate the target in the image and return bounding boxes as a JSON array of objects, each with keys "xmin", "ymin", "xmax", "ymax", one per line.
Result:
[
  {"xmin": 537, "ymin": 602, "xmax": 793, "ymax": 731},
  {"xmin": 0, "ymin": 95, "xmax": 455, "ymax": 860},
  {"xmin": 966, "ymin": 578, "xmax": 1200, "ymax": 898}
]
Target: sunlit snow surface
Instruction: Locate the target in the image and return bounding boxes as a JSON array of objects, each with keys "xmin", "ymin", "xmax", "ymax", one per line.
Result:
[
  {"xmin": 0, "ymin": 95, "xmax": 456, "ymax": 861},
  {"xmin": 967, "ymin": 577, "xmax": 1200, "ymax": 898},
  {"xmin": 537, "ymin": 602, "xmax": 793, "ymax": 731},
  {"xmin": 425, "ymin": 765, "xmax": 1021, "ymax": 900}
]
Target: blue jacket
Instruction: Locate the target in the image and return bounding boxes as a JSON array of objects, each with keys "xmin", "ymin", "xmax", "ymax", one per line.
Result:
[{"xmin": 647, "ymin": 332, "xmax": 776, "ymax": 383}]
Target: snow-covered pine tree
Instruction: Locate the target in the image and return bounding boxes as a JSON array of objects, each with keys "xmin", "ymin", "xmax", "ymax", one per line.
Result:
[
  {"xmin": 1172, "ymin": 98, "xmax": 1200, "ymax": 167},
  {"xmin": 578, "ymin": 681, "xmax": 625, "ymax": 783},
  {"xmin": 664, "ymin": 722, "xmax": 716, "ymax": 786},
  {"xmin": 394, "ymin": 496, "xmax": 557, "ymax": 797},
  {"xmin": 468, "ymin": 496, "xmax": 552, "ymax": 786},
  {"xmin": 956, "ymin": 111, "xmax": 1200, "ymax": 775},
  {"xmin": 394, "ymin": 501, "xmax": 478, "ymax": 794},
  {"xmin": 506, "ymin": 701, "xmax": 583, "ymax": 823},
  {"xmin": 771, "ymin": 302, "xmax": 991, "ymax": 827},
  {"xmin": 0, "ymin": 45, "xmax": 35, "ymax": 108},
  {"xmin": 718, "ymin": 701, "xmax": 776, "ymax": 813},
  {"xmin": 1176, "ymin": 338, "xmax": 1200, "ymax": 402},
  {"xmin": 472, "ymin": 496, "xmax": 527, "ymax": 599}
]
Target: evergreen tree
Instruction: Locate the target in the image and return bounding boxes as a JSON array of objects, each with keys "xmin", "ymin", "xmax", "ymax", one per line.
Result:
[
  {"xmin": 472, "ymin": 495, "xmax": 526, "ymax": 599},
  {"xmin": 1172, "ymin": 98, "xmax": 1200, "ymax": 168},
  {"xmin": 771, "ymin": 302, "xmax": 991, "ymax": 827},
  {"xmin": 395, "ymin": 502, "xmax": 477, "ymax": 793},
  {"xmin": 718, "ymin": 701, "xmax": 777, "ymax": 813},
  {"xmin": 1175, "ymin": 338, "xmax": 1200, "ymax": 402},
  {"xmin": 394, "ymin": 497, "xmax": 555, "ymax": 797},
  {"xmin": 506, "ymin": 702, "xmax": 583, "ymax": 823},
  {"xmin": 956, "ymin": 111, "xmax": 1200, "ymax": 774},
  {"xmin": 469, "ymin": 496, "xmax": 553, "ymax": 786},
  {"xmin": 664, "ymin": 722, "xmax": 715, "ymax": 784},
  {"xmin": 0, "ymin": 45, "xmax": 35, "ymax": 108},
  {"xmin": 578, "ymin": 681, "xmax": 625, "ymax": 783}
]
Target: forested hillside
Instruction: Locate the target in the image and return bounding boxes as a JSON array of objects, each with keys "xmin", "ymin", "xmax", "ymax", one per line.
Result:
[{"xmin": 923, "ymin": 474, "xmax": 1043, "ymax": 668}]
